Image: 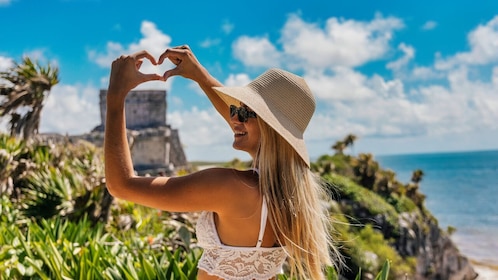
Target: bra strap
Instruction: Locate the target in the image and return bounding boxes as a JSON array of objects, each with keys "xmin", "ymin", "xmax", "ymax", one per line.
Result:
[{"xmin": 256, "ymin": 198, "xmax": 268, "ymax": 247}]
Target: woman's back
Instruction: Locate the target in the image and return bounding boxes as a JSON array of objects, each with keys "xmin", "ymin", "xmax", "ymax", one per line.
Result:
[{"xmin": 196, "ymin": 169, "xmax": 286, "ymax": 280}]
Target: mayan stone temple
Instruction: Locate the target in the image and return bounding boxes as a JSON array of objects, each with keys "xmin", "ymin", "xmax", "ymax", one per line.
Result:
[{"xmin": 77, "ymin": 89, "xmax": 187, "ymax": 175}]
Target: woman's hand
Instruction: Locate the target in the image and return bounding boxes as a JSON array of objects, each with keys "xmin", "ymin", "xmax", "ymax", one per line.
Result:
[
  {"xmin": 108, "ymin": 50, "xmax": 164, "ymax": 98},
  {"xmin": 159, "ymin": 45, "xmax": 230, "ymax": 122},
  {"xmin": 158, "ymin": 45, "xmax": 210, "ymax": 83}
]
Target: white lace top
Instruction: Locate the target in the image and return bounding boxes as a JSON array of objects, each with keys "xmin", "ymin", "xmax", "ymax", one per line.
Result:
[{"xmin": 196, "ymin": 198, "xmax": 287, "ymax": 280}]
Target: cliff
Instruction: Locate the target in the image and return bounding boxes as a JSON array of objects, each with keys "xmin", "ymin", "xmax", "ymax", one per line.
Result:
[{"xmin": 313, "ymin": 153, "xmax": 478, "ymax": 280}]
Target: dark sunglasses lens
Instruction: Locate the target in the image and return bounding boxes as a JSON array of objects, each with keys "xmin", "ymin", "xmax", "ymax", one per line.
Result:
[
  {"xmin": 230, "ymin": 105, "xmax": 254, "ymax": 122},
  {"xmin": 230, "ymin": 105, "xmax": 237, "ymax": 117},
  {"xmin": 238, "ymin": 107, "xmax": 248, "ymax": 122}
]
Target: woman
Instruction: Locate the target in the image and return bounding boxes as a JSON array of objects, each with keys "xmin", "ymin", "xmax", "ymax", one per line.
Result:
[{"xmin": 104, "ymin": 46, "xmax": 340, "ymax": 279}]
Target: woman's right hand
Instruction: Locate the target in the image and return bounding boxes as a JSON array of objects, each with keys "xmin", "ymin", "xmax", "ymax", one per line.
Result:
[
  {"xmin": 158, "ymin": 45, "xmax": 210, "ymax": 83},
  {"xmin": 159, "ymin": 45, "xmax": 228, "ymax": 123}
]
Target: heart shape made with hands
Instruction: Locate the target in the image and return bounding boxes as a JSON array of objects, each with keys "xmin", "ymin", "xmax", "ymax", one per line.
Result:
[{"xmin": 138, "ymin": 57, "xmax": 178, "ymax": 80}]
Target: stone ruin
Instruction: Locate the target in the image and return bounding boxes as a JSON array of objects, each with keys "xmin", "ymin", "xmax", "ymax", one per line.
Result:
[{"xmin": 75, "ymin": 89, "xmax": 187, "ymax": 175}]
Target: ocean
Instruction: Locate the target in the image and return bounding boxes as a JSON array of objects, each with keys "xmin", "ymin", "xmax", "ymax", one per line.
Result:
[{"xmin": 377, "ymin": 150, "xmax": 498, "ymax": 278}]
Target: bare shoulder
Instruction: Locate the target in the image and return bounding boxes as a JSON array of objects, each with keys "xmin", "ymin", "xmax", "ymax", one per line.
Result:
[
  {"xmin": 183, "ymin": 167, "xmax": 258, "ymax": 191},
  {"xmin": 161, "ymin": 167, "xmax": 259, "ymax": 213}
]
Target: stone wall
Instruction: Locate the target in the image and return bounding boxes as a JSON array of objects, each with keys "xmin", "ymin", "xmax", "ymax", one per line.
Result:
[
  {"xmin": 169, "ymin": 128, "xmax": 187, "ymax": 169},
  {"xmin": 79, "ymin": 89, "xmax": 188, "ymax": 175},
  {"xmin": 99, "ymin": 90, "xmax": 167, "ymax": 130}
]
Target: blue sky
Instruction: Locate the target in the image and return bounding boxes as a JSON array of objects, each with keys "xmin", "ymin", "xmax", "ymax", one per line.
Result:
[{"xmin": 1, "ymin": 0, "xmax": 498, "ymax": 162}]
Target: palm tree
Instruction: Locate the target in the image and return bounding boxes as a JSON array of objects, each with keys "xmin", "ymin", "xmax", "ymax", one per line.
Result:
[
  {"xmin": 331, "ymin": 140, "xmax": 346, "ymax": 155},
  {"xmin": 343, "ymin": 133, "xmax": 358, "ymax": 155},
  {"xmin": 351, "ymin": 153, "xmax": 379, "ymax": 190},
  {"xmin": 411, "ymin": 169, "xmax": 424, "ymax": 184},
  {"xmin": 0, "ymin": 57, "xmax": 59, "ymax": 141}
]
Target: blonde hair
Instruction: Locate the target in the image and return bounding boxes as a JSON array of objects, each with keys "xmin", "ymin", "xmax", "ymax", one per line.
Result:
[{"xmin": 255, "ymin": 119, "xmax": 340, "ymax": 279}]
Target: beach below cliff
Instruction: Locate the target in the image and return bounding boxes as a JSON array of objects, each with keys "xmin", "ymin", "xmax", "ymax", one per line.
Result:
[{"xmin": 472, "ymin": 261, "xmax": 498, "ymax": 280}]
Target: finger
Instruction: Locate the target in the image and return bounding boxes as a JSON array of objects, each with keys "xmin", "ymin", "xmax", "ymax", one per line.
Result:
[
  {"xmin": 163, "ymin": 67, "xmax": 181, "ymax": 81},
  {"xmin": 170, "ymin": 57, "xmax": 181, "ymax": 66},
  {"xmin": 158, "ymin": 48, "xmax": 175, "ymax": 65},
  {"xmin": 158, "ymin": 47, "xmax": 187, "ymax": 65},
  {"xmin": 140, "ymin": 72, "xmax": 165, "ymax": 82},
  {"xmin": 175, "ymin": 45, "xmax": 190, "ymax": 50},
  {"xmin": 131, "ymin": 50, "xmax": 158, "ymax": 65},
  {"xmin": 136, "ymin": 59, "xmax": 143, "ymax": 69}
]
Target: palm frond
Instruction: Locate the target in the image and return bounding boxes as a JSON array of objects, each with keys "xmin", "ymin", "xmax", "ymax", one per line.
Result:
[{"xmin": 0, "ymin": 57, "xmax": 59, "ymax": 140}]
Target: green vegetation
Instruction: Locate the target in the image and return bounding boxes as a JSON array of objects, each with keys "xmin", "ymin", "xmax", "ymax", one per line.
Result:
[
  {"xmin": 0, "ymin": 134, "xmax": 201, "ymax": 279},
  {"xmin": 0, "ymin": 58, "xmax": 425, "ymax": 279},
  {"xmin": 0, "ymin": 133, "xmax": 398, "ymax": 279},
  {"xmin": 0, "ymin": 57, "xmax": 59, "ymax": 141}
]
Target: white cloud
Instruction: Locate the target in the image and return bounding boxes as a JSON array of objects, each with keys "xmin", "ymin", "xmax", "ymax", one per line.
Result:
[
  {"xmin": 436, "ymin": 15, "xmax": 498, "ymax": 69},
  {"xmin": 89, "ymin": 20, "xmax": 174, "ymax": 92},
  {"xmin": 222, "ymin": 20, "xmax": 234, "ymax": 35},
  {"xmin": 0, "ymin": 56, "xmax": 13, "ymax": 71},
  {"xmin": 130, "ymin": 21, "xmax": 172, "ymax": 57},
  {"xmin": 200, "ymin": 38, "xmax": 221, "ymax": 48},
  {"xmin": 40, "ymin": 83, "xmax": 101, "ymax": 135},
  {"xmin": 224, "ymin": 73, "xmax": 251, "ymax": 86},
  {"xmin": 89, "ymin": 20, "xmax": 172, "ymax": 68},
  {"xmin": 280, "ymin": 13, "xmax": 404, "ymax": 69},
  {"xmin": 23, "ymin": 49, "xmax": 53, "ymax": 64},
  {"xmin": 493, "ymin": 66, "xmax": 498, "ymax": 86},
  {"xmin": 305, "ymin": 67, "xmax": 376, "ymax": 101},
  {"xmin": 387, "ymin": 43, "xmax": 415, "ymax": 71},
  {"xmin": 0, "ymin": 0, "xmax": 11, "ymax": 6},
  {"xmin": 386, "ymin": 43, "xmax": 447, "ymax": 81},
  {"xmin": 167, "ymin": 107, "xmax": 249, "ymax": 161},
  {"xmin": 89, "ymin": 42, "xmax": 124, "ymax": 68},
  {"xmin": 422, "ymin": 20, "xmax": 437, "ymax": 30},
  {"xmin": 232, "ymin": 36, "xmax": 281, "ymax": 68},
  {"xmin": 301, "ymin": 59, "xmax": 498, "ymax": 154},
  {"xmin": 410, "ymin": 66, "xmax": 445, "ymax": 80},
  {"xmin": 168, "ymin": 107, "xmax": 229, "ymax": 146}
]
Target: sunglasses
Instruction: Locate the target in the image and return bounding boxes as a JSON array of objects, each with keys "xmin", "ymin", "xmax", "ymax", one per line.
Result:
[{"xmin": 230, "ymin": 105, "xmax": 257, "ymax": 122}]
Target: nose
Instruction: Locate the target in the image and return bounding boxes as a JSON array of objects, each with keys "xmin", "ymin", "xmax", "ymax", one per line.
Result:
[{"xmin": 230, "ymin": 112, "xmax": 242, "ymax": 124}]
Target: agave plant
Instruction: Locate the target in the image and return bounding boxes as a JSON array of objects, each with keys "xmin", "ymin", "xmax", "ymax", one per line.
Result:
[
  {"xmin": 0, "ymin": 57, "xmax": 59, "ymax": 141},
  {"xmin": 0, "ymin": 214, "xmax": 203, "ymax": 280},
  {"xmin": 0, "ymin": 135, "xmax": 110, "ymax": 223},
  {"xmin": 0, "ymin": 134, "xmax": 26, "ymax": 196}
]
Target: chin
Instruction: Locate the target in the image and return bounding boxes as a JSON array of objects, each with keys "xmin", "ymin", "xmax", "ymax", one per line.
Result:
[
  {"xmin": 232, "ymin": 143, "xmax": 249, "ymax": 154},
  {"xmin": 232, "ymin": 143, "xmax": 244, "ymax": 152}
]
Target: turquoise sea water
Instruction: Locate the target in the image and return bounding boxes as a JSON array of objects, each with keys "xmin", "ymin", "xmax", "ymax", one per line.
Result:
[{"xmin": 377, "ymin": 150, "xmax": 498, "ymax": 266}]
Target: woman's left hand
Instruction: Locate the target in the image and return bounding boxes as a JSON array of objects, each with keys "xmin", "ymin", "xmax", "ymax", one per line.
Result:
[{"xmin": 107, "ymin": 50, "xmax": 164, "ymax": 98}]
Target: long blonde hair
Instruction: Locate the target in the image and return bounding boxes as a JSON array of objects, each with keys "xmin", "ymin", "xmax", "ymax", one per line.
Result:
[{"xmin": 255, "ymin": 119, "xmax": 340, "ymax": 279}]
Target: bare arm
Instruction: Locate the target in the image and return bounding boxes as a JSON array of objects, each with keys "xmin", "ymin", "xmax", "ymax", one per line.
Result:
[
  {"xmin": 158, "ymin": 45, "xmax": 231, "ymax": 123},
  {"xmin": 105, "ymin": 51, "xmax": 163, "ymax": 190},
  {"xmin": 104, "ymin": 51, "xmax": 239, "ymax": 213}
]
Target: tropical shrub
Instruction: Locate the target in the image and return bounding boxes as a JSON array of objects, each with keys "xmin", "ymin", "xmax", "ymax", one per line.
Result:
[{"xmin": 0, "ymin": 133, "xmax": 396, "ymax": 279}]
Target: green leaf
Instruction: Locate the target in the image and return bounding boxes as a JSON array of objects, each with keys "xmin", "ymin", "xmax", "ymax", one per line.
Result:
[
  {"xmin": 355, "ymin": 267, "xmax": 362, "ymax": 280},
  {"xmin": 25, "ymin": 257, "xmax": 50, "ymax": 280},
  {"xmin": 374, "ymin": 259, "xmax": 391, "ymax": 280}
]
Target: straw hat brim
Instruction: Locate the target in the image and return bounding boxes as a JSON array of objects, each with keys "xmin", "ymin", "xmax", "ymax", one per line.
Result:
[{"xmin": 212, "ymin": 86, "xmax": 310, "ymax": 166}]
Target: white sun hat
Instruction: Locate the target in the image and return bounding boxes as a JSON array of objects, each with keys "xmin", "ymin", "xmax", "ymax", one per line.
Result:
[{"xmin": 212, "ymin": 68, "xmax": 316, "ymax": 166}]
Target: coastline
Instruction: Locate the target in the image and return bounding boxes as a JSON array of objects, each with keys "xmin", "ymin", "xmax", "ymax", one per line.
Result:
[{"xmin": 472, "ymin": 260, "xmax": 498, "ymax": 280}]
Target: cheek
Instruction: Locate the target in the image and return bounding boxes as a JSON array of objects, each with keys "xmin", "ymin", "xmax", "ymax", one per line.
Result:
[
  {"xmin": 248, "ymin": 121, "xmax": 260, "ymax": 138},
  {"xmin": 250, "ymin": 126, "xmax": 261, "ymax": 145}
]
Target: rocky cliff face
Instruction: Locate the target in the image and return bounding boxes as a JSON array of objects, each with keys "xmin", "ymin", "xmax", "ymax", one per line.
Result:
[
  {"xmin": 318, "ymin": 154, "xmax": 478, "ymax": 280},
  {"xmin": 397, "ymin": 212, "xmax": 477, "ymax": 280}
]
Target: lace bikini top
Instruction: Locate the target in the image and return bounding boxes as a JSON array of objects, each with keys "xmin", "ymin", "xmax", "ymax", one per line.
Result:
[{"xmin": 196, "ymin": 198, "xmax": 287, "ymax": 280}]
